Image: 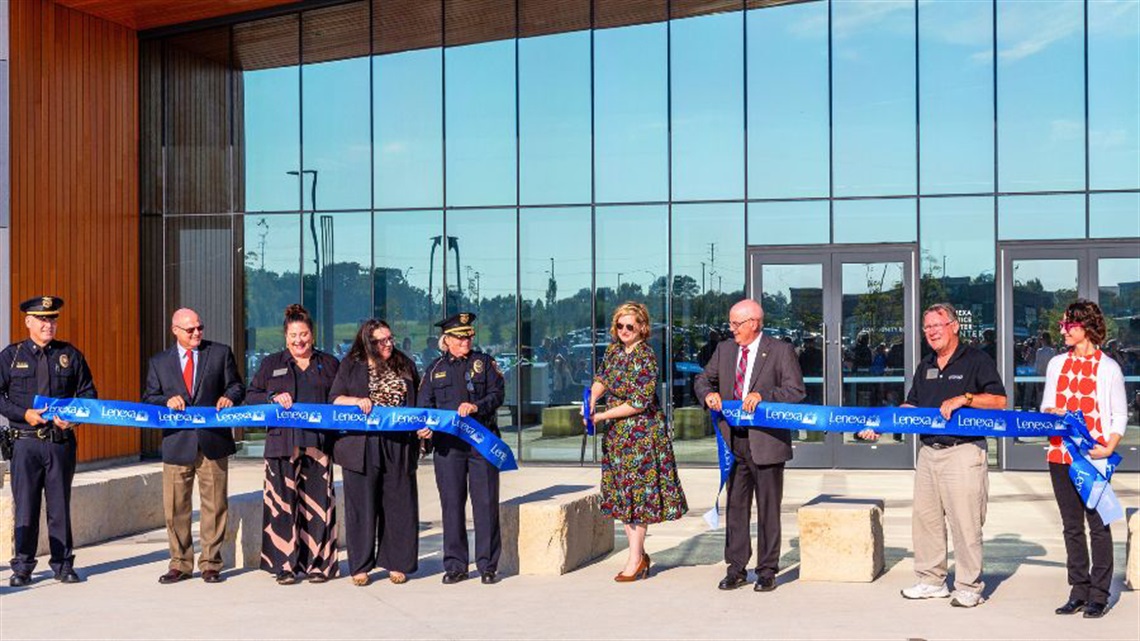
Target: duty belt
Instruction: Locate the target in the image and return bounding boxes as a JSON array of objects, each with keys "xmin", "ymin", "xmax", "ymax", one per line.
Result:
[{"xmin": 12, "ymin": 426, "xmax": 71, "ymax": 442}]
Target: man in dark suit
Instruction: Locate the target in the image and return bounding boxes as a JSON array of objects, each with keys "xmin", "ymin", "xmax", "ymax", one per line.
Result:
[
  {"xmin": 143, "ymin": 308, "xmax": 244, "ymax": 584},
  {"xmin": 694, "ymin": 299, "xmax": 805, "ymax": 593}
]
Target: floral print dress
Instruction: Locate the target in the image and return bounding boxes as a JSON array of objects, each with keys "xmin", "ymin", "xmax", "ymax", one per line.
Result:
[{"xmin": 595, "ymin": 341, "xmax": 688, "ymax": 524}]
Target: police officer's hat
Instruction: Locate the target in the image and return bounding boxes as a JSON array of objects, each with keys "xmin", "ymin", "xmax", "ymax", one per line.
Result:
[
  {"xmin": 20, "ymin": 296, "xmax": 64, "ymax": 318},
  {"xmin": 435, "ymin": 312, "xmax": 476, "ymax": 338}
]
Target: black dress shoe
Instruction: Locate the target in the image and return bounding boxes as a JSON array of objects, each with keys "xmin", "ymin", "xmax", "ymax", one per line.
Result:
[
  {"xmin": 441, "ymin": 571, "xmax": 469, "ymax": 585},
  {"xmin": 754, "ymin": 575, "xmax": 776, "ymax": 592},
  {"xmin": 55, "ymin": 569, "xmax": 81, "ymax": 584},
  {"xmin": 158, "ymin": 569, "xmax": 191, "ymax": 584},
  {"xmin": 718, "ymin": 574, "xmax": 748, "ymax": 591},
  {"xmin": 1082, "ymin": 602, "xmax": 1107, "ymax": 619},
  {"xmin": 201, "ymin": 570, "xmax": 224, "ymax": 584},
  {"xmin": 9, "ymin": 573, "xmax": 32, "ymax": 587},
  {"xmin": 480, "ymin": 571, "xmax": 499, "ymax": 585},
  {"xmin": 1054, "ymin": 598, "xmax": 1086, "ymax": 615}
]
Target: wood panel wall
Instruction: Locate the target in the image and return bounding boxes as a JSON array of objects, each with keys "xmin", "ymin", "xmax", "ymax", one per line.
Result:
[{"xmin": 9, "ymin": 0, "xmax": 140, "ymax": 463}]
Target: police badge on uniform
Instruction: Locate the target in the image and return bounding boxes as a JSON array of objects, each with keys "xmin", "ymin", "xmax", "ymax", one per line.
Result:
[
  {"xmin": 472, "ymin": 359, "xmax": 484, "ymax": 375},
  {"xmin": 59, "ymin": 354, "xmax": 70, "ymax": 369}
]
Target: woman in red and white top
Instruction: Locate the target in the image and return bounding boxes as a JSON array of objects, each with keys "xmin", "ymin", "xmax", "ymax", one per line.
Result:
[{"xmin": 1039, "ymin": 300, "xmax": 1128, "ymax": 619}]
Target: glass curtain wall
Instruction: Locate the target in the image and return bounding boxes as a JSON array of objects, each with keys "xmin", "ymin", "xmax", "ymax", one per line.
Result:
[{"xmin": 138, "ymin": 0, "xmax": 1139, "ymax": 464}]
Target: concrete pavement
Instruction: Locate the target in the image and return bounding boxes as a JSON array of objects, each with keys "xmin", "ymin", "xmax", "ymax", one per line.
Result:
[{"xmin": 1, "ymin": 461, "xmax": 1137, "ymax": 640}]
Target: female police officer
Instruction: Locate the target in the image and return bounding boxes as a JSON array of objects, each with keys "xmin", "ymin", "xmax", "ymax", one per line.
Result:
[{"xmin": 417, "ymin": 313, "xmax": 505, "ymax": 585}]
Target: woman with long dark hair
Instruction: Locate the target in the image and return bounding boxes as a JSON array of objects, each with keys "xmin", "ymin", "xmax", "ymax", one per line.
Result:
[
  {"xmin": 1040, "ymin": 300, "xmax": 1129, "ymax": 619},
  {"xmin": 246, "ymin": 304, "xmax": 340, "ymax": 584},
  {"xmin": 330, "ymin": 319, "xmax": 424, "ymax": 586}
]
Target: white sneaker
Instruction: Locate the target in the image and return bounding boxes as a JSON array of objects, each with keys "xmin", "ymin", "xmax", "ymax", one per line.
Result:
[
  {"xmin": 950, "ymin": 590, "xmax": 985, "ymax": 608},
  {"xmin": 901, "ymin": 582, "xmax": 951, "ymax": 599}
]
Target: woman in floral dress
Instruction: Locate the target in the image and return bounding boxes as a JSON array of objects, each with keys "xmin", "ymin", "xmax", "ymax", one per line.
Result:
[{"xmin": 587, "ymin": 301, "xmax": 688, "ymax": 582}]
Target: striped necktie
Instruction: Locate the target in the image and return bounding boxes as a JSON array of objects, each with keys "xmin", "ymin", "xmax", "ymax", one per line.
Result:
[{"xmin": 733, "ymin": 345, "xmax": 749, "ymax": 400}]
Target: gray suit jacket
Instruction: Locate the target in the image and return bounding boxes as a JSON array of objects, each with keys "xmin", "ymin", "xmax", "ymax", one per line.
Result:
[{"xmin": 693, "ymin": 334, "xmax": 806, "ymax": 465}]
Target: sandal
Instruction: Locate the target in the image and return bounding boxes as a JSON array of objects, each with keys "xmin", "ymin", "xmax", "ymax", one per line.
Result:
[
  {"xmin": 351, "ymin": 573, "xmax": 371, "ymax": 586},
  {"xmin": 307, "ymin": 572, "xmax": 329, "ymax": 584},
  {"xmin": 275, "ymin": 572, "xmax": 297, "ymax": 585},
  {"xmin": 389, "ymin": 571, "xmax": 407, "ymax": 584}
]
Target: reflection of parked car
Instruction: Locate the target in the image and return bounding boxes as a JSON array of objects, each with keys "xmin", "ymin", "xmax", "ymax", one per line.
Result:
[{"xmin": 569, "ymin": 342, "xmax": 609, "ymax": 366}]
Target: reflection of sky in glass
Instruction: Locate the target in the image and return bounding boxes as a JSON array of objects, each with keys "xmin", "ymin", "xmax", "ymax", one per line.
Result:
[
  {"xmin": 595, "ymin": 24, "xmax": 668, "ymax": 203},
  {"xmin": 997, "ymin": 0, "xmax": 1085, "ymax": 192},
  {"xmin": 834, "ymin": 198, "xmax": 916, "ymax": 243},
  {"xmin": 373, "ymin": 210, "xmax": 443, "ymax": 319},
  {"xmin": 1090, "ymin": 192, "xmax": 1140, "ymax": 239},
  {"xmin": 301, "ymin": 212, "xmax": 373, "ymax": 348},
  {"xmin": 446, "ymin": 42, "xmax": 517, "ymax": 207},
  {"xmin": 374, "ymin": 50, "xmax": 443, "ymax": 209},
  {"xmin": 302, "ymin": 58, "xmax": 371, "ymax": 210},
  {"xmin": 595, "ymin": 205, "xmax": 668, "ymax": 302},
  {"xmin": 920, "ymin": 197, "xmax": 994, "ymax": 281},
  {"xmin": 519, "ymin": 32, "xmax": 592, "ymax": 205},
  {"xmin": 1099, "ymin": 258, "xmax": 1140, "ymax": 292},
  {"xmin": 747, "ymin": 1, "xmax": 829, "ymax": 199},
  {"xmin": 671, "ymin": 12, "xmax": 744, "ymax": 201},
  {"xmin": 673, "ymin": 204, "xmax": 745, "ymax": 296},
  {"xmin": 244, "ymin": 67, "xmax": 299, "ymax": 212},
  {"xmin": 243, "ymin": 213, "xmax": 301, "ymax": 275},
  {"xmin": 998, "ymin": 194, "xmax": 1084, "ymax": 240},
  {"xmin": 445, "ymin": 209, "xmax": 518, "ymax": 348},
  {"xmin": 1012, "ymin": 259, "xmax": 1077, "ymax": 292},
  {"xmin": 832, "ymin": 0, "xmax": 916, "ymax": 197},
  {"xmin": 843, "ymin": 262, "xmax": 904, "ymax": 296},
  {"xmin": 1089, "ymin": 0, "xmax": 1140, "ymax": 190},
  {"xmin": 519, "ymin": 208, "xmax": 592, "ymax": 304},
  {"xmin": 748, "ymin": 200, "xmax": 829, "ymax": 245},
  {"xmin": 919, "ymin": 0, "xmax": 994, "ymax": 194}
]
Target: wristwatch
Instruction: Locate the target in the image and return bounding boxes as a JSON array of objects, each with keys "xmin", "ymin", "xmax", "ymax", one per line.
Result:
[{"xmin": 963, "ymin": 392, "xmax": 974, "ymax": 407}]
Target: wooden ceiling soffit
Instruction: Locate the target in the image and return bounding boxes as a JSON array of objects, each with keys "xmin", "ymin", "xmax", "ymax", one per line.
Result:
[{"xmin": 53, "ymin": 0, "xmax": 301, "ymax": 31}]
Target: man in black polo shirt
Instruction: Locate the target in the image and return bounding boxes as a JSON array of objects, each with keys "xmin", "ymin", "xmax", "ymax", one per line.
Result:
[{"xmin": 861, "ymin": 303, "xmax": 1006, "ymax": 608}]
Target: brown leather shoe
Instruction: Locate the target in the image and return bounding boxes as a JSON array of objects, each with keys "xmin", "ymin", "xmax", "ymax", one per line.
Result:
[
  {"xmin": 158, "ymin": 569, "xmax": 191, "ymax": 585},
  {"xmin": 201, "ymin": 569, "xmax": 224, "ymax": 584}
]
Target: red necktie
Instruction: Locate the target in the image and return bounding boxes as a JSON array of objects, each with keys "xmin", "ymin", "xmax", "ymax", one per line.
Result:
[
  {"xmin": 182, "ymin": 352, "xmax": 194, "ymax": 396},
  {"xmin": 733, "ymin": 345, "xmax": 749, "ymax": 400}
]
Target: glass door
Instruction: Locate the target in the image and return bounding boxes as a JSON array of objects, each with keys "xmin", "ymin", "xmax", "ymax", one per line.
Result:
[
  {"xmin": 749, "ymin": 246, "xmax": 918, "ymax": 469},
  {"xmin": 999, "ymin": 242, "xmax": 1140, "ymax": 471}
]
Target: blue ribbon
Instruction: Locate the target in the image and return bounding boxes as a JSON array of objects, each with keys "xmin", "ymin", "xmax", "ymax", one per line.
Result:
[
  {"xmin": 708, "ymin": 401, "xmax": 1124, "ymax": 526},
  {"xmin": 582, "ymin": 387, "xmax": 595, "ymax": 436},
  {"xmin": 34, "ymin": 396, "xmax": 518, "ymax": 472}
]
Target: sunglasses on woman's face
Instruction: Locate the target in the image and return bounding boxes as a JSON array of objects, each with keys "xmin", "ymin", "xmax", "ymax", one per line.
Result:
[
  {"xmin": 615, "ymin": 323, "xmax": 638, "ymax": 332},
  {"xmin": 1058, "ymin": 321, "xmax": 1082, "ymax": 333}
]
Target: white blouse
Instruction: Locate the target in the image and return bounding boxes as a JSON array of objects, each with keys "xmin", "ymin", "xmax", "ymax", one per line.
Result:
[{"xmin": 1039, "ymin": 350, "xmax": 1129, "ymax": 437}]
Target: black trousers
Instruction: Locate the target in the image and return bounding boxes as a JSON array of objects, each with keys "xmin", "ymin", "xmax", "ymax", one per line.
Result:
[
  {"xmin": 9, "ymin": 435, "xmax": 77, "ymax": 576},
  {"xmin": 724, "ymin": 432, "xmax": 784, "ymax": 581},
  {"xmin": 1049, "ymin": 462, "xmax": 1113, "ymax": 605},
  {"xmin": 341, "ymin": 459, "xmax": 419, "ymax": 576},
  {"xmin": 434, "ymin": 436, "xmax": 500, "ymax": 574}
]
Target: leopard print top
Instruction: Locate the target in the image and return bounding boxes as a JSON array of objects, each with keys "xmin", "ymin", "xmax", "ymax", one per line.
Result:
[{"xmin": 368, "ymin": 363, "xmax": 408, "ymax": 407}]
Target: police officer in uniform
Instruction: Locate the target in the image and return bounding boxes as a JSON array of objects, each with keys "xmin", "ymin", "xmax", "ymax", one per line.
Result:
[
  {"xmin": 417, "ymin": 313, "xmax": 505, "ymax": 585},
  {"xmin": 0, "ymin": 296, "xmax": 96, "ymax": 586}
]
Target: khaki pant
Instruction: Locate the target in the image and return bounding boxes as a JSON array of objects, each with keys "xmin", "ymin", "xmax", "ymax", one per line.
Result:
[
  {"xmin": 912, "ymin": 441, "xmax": 988, "ymax": 593},
  {"xmin": 163, "ymin": 454, "xmax": 229, "ymax": 573}
]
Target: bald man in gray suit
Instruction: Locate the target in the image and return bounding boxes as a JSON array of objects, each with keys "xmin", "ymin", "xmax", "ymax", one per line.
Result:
[{"xmin": 694, "ymin": 299, "xmax": 805, "ymax": 593}]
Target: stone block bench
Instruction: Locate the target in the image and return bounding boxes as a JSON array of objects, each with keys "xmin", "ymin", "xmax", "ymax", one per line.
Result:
[
  {"xmin": 1128, "ymin": 507, "xmax": 1139, "ymax": 590},
  {"xmin": 541, "ymin": 405, "xmax": 585, "ymax": 438},
  {"xmin": 797, "ymin": 496, "xmax": 884, "ymax": 582},
  {"xmin": 673, "ymin": 407, "xmax": 711, "ymax": 440},
  {"xmin": 0, "ymin": 463, "xmax": 165, "ymax": 560},
  {"xmin": 499, "ymin": 487, "xmax": 613, "ymax": 576}
]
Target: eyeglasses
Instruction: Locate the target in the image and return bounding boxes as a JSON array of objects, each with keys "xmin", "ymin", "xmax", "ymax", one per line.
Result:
[
  {"xmin": 370, "ymin": 336, "xmax": 395, "ymax": 346},
  {"xmin": 1058, "ymin": 321, "xmax": 1082, "ymax": 333},
  {"xmin": 176, "ymin": 325, "xmax": 205, "ymax": 334},
  {"xmin": 615, "ymin": 323, "xmax": 638, "ymax": 332},
  {"xmin": 922, "ymin": 321, "xmax": 956, "ymax": 333},
  {"xmin": 729, "ymin": 318, "xmax": 758, "ymax": 330}
]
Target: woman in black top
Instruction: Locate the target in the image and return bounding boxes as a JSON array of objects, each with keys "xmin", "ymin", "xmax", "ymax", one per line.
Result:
[
  {"xmin": 330, "ymin": 319, "xmax": 425, "ymax": 586},
  {"xmin": 246, "ymin": 304, "xmax": 340, "ymax": 585}
]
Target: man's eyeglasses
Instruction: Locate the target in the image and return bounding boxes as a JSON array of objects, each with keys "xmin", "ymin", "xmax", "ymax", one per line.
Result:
[
  {"xmin": 729, "ymin": 318, "xmax": 758, "ymax": 330},
  {"xmin": 1058, "ymin": 320, "xmax": 1082, "ymax": 333},
  {"xmin": 176, "ymin": 325, "xmax": 205, "ymax": 334},
  {"xmin": 615, "ymin": 323, "xmax": 638, "ymax": 332},
  {"xmin": 921, "ymin": 320, "xmax": 955, "ymax": 333},
  {"xmin": 370, "ymin": 336, "xmax": 395, "ymax": 346}
]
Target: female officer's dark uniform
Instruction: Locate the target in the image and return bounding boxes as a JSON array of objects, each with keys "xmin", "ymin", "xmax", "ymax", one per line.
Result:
[
  {"xmin": 417, "ymin": 313, "xmax": 505, "ymax": 584},
  {"xmin": 0, "ymin": 296, "xmax": 96, "ymax": 586}
]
